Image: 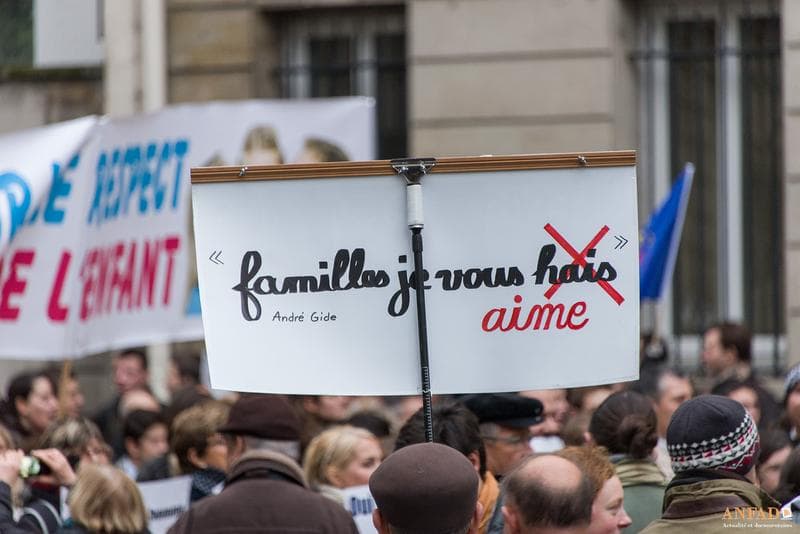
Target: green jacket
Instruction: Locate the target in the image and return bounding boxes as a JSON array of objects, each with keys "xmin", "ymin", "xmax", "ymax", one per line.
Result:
[
  {"xmin": 614, "ymin": 459, "xmax": 667, "ymax": 533},
  {"xmin": 640, "ymin": 470, "xmax": 786, "ymax": 534}
]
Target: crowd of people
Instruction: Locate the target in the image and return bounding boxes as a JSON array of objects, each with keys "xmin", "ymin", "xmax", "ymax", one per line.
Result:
[{"xmin": 0, "ymin": 321, "xmax": 799, "ymax": 532}]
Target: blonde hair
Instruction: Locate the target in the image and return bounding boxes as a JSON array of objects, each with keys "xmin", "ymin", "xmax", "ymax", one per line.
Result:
[
  {"xmin": 242, "ymin": 125, "xmax": 283, "ymax": 164},
  {"xmin": 68, "ymin": 464, "xmax": 148, "ymax": 533},
  {"xmin": 303, "ymin": 425, "xmax": 377, "ymax": 489},
  {"xmin": 37, "ymin": 417, "xmax": 104, "ymax": 456},
  {"xmin": 302, "ymin": 138, "xmax": 349, "ymax": 162}
]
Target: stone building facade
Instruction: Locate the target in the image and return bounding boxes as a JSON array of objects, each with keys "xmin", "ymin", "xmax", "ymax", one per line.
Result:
[{"xmin": 1, "ymin": 0, "xmax": 797, "ymax": 379}]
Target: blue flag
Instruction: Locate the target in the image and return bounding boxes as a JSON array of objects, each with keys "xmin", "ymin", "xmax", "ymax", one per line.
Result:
[{"xmin": 640, "ymin": 163, "xmax": 694, "ymax": 300}]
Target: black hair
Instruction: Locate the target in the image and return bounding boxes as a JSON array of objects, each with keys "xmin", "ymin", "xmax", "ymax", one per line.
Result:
[
  {"xmin": 395, "ymin": 402, "xmax": 487, "ymax": 479},
  {"xmin": 707, "ymin": 321, "xmax": 752, "ymax": 363},
  {"xmin": 346, "ymin": 410, "xmax": 392, "ymax": 439},
  {"xmin": 629, "ymin": 364, "xmax": 687, "ymax": 401},
  {"xmin": 711, "ymin": 379, "xmax": 759, "ymax": 404},
  {"xmin": 119, "ymin": 348, "xmax": 148, "ymax": 371},
  {"xmin": 164, "ymin": 385, "xmax": 211, "ymax": 427},
  {"xmin": 6, "ymin": 371, "xmax": 55, "ymax": 417},
  {"xmin": 773, "ymin": 445, "xmax": 800, "ymax": 505},
  {"xmin": 170, "ymin": 353, "xmax": 200, "ymax": 384},
  {"xmin": 123, "ymin": 410, "xmax": 166, "ymax": 442},
  {"xmin": 589, "ymin": 390, "xmax": 658, "ymax": 459}
]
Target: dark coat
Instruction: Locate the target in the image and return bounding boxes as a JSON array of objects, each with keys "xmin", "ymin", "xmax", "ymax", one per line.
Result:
[
  {"xmin": 167, "ymin": 449, "xmax": 358, "ymax": 534},
  {"xmin": 640, "ymin": 469, "xmax": 781, "ymax": 533},
  {"xmin": 0, "ymin": 480, "xmax": 62, "ymax": 533},
  {"xmin": 92, "ymin": 396, "xmax": 124, "ymax": 460}
]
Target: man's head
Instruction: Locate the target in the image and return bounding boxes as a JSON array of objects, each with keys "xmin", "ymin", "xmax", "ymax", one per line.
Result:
[
  {"xmin": 171, "ymin": 400, "xmax": 231, "ymax": 474},
  {"xmin": 520, "ymin": 389, "xmax": 569, "ymax": 452},
  {"xmin": 394, "ymin": 402, "xmax": 486, "ymax": 479},
  {"xmin": 502, "ymin": 454, "xmax": 593, "ymax": 534},
  {"xmin": 713, "ymin": 380, "xmax": 761, "ymax": 426},
  {"xmin": 114, "ymin": 349, "xmax": 149, "ymax": 395},
  {"xmin": 301, "ymin": 395, "xmax": 352, "ymax": 423},
  {"xmin": 556, "ymin": 447, "xmax": 632, "ymax": 533},
  {"xmin": 462, "ymin": 394, "xmax": 542, "ymax": 477},
  {"xmin": 219, "ymin": 394, "xmax": 301, "ymax": 465},
  {"xmin": 667, "ymin": 395, "xmax": 760, "ymax": 481},
  {"xmin": 702, "ymin": 322, "xmax": 751, "ymax": 376},
  {"xmin": 632, "ymin": 365, "xmax": 693, "ymax": 438},
  {"xmin": 167, "ymin": 353, "xmax": 201, "ymax": 395},
  {"xmin": 369, "ymin": 443, "xmax": 480, "ymax": 534},
  {"xmin": 123, "ymin": 409, "xmax": 168, "ymax": 468},
  {"xmin": 119, "ymin": 388, "xmax": 160, "ymax": 419}
]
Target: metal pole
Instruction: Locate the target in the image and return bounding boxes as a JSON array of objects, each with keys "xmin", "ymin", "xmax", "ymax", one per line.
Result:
[
  {"xmin": 411, "ymin": 226, "xmax": 433, "ymax": 443},
  {"xmin": 392, "ymin": 158, "xmax": 436, "ymax": 442}
]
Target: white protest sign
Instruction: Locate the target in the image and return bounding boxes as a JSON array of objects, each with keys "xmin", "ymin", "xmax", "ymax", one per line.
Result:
[
  {"xmin": 138, "ymin": 476, "xmax": 192, "ymax": 534},
  {"xmin": 0, "ymin": 98, "xmax": 374, "ymax": 358},
  {"xmin": 192, "ymin": 153, "xmax": 639, "ymax": 394},
  {"xmin": 60, "ymin": 486, "xmax": 70, "ymax": 520},
  {"xmin": 342, "ymin": 485, "xmax": 378, "ymax": 534}
]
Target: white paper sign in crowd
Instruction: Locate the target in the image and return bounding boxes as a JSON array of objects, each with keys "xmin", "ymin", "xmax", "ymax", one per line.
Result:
[
  {"xmin": 138, "ymin": 476, "xmax": 192, "ymax": 534},
  {"xmin": 192, "ymin": 153, "xmax": 640, "ymax": 395},
  {"xmin": 342, "ymin": 485, "xmax": 378, "ymax": 534},
  {"xmin": 58, "ymin": 476, "xmax": 192, "ymax": 533},
  {"xmin": 0, "ymin": 98, "xmax": 374, "ymax": 358}
]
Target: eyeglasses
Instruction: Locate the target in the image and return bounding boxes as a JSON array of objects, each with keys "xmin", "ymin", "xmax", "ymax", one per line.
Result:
[{"xmin": 481, "ymin": 433, "xmax": 532, "ymax": 446}]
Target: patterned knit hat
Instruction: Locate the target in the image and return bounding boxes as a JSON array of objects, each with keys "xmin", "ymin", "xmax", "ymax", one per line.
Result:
[
  {"xmin": 666, "ymin": 395, "xmax": 759, "ymax": 475},
  {"xmin": 785, "ymin": 363, "xmax": 800, "ymax": 404}
]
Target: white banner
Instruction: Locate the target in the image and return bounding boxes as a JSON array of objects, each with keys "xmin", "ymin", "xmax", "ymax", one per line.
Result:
[
  {"xmin": 0, "ymin": 98, "xmax": 375, "ymax": 359},
  {"xmin": 192, "ymin": 158, "xmax": 640, "ymax": 395}
]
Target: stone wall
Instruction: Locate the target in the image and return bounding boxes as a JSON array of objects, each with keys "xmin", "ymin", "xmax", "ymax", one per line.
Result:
[
  {"xmin": 168, "ymin": 0, "xmax": 262, "ymax": 103},
  {"xmin": 0, "ymin": 71, "xmax": 102, "ymax": 135},
  {"xmin": 408, "ymin": 0, "xmax": 637, "ymax": 156}
]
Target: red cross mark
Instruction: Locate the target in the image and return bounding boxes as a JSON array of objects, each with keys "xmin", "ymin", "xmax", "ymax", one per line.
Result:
[{"xmin": 543, "ymin": 223, "xmax": 625, "ymax": 305}]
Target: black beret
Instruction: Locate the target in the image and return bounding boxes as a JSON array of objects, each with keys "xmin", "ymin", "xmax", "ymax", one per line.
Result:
[
  {"xmin": 218, "ymin": 394, "xmax": 300, "ymax": 440},
  {"xmin": 461, "ymin": 393, "xmax": 543, "ymax": 428},
  {"xmin": 369, "ymin": 443, "xmax": 478, "ymax": 533}
]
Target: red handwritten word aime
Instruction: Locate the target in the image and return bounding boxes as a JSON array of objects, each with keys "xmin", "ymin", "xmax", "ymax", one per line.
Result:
[
  {"xmin": 482, "ymin": 294, "xmax": 588, "ymax": 332},
  {"xmin": 79, "ymin": 235, "xmax": 180, "ymax": 321}
]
